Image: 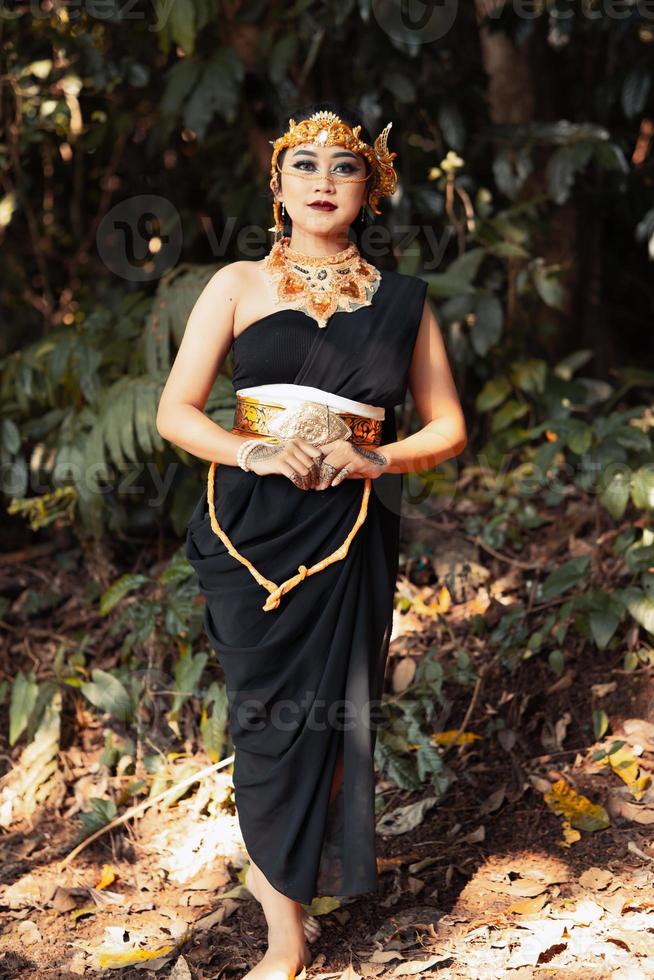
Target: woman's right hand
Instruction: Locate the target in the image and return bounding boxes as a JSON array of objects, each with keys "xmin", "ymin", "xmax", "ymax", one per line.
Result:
[{"xmin": 245, "ymin": 437, "xmax": 324, "ymax": 489}]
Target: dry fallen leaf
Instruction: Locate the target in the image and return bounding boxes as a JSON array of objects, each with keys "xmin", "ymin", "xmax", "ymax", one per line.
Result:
[
  {"xmin": 392, "ymin": 657, "xmax": 416, "ymax": 694},
  {"xmin": 480, "ymin": 785, "xmax": 506, "ymax": 815},
  {"xmin": 627, "ymin": 840, "xmax": 654, "ymax": 862},
  {"xmin": 483, "ymin": 873, "xmax": 549, "ymax": 899},
  {"xmin": 76, "ymin": 921, "xmax": 190, "ymax": 971},
  {"xmin": 168, "ymin": 956, "xmax": 193, "ymax": 980},
  {"xmin": 388, "ymin": 954, "xmax": 452, "ymax": 977},
  {"xmin": 543, "ymin": 778, "xmax": 610, "ymax": 832},
  {"xmin": 0, "ymin": 873, "xmax": 57, "ymax": 910},
  {"xmin": 607, "ymin": 787, "xmax": 654, "ymax": 825},
  {"xmin": 412, "ymin": 585, "xmax": 452, "ymax": 618},
  {"xmin": 561, "ymin": 819, "xmax": 582, "ymax": 846},
  {"xmin": 337, "ymin": 966, "xmax": 362, "ymax": 980},
  {"xmin": 590, "ymin": 682, "xmax": 617, "ymax": 698},
  {"xmin": 376, "ymin": 797, "xmax": 439, "ymax": 836},
  {"xmin": 305, "ymin": 895, "xmax": 342, "ymax": 915},
  {"xmin": 600, "ymin": 744, "xmax": 651, "ymax": 800},
  {"xmin": 16, "ymin": 919, "xmax": 41, "ymax": 946},
  {"xmin": 432, "ymin": 730, "xmax": 481, "ymax": 747},
  {"xmin": 96, "ymin": 864, "xmax": 118, "ymax": 890},
  {"xmin": 622, "ymin": 718, "xmax": 654, "ymax": 751},
  {"xmin": 579, "ymin": 867, "xmax": 614, "ymax": 890},
  {"xmin": 508, "ymin": 893, "xmax": 549, "ymax": 916}
]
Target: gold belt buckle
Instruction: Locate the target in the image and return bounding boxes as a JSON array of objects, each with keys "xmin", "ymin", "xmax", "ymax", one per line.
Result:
[{"xmin": 266, "ymin": 399, "xmax": 352, "ymax": 446}]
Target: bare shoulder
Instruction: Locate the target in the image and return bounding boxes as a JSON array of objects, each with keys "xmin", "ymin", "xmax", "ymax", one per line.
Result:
[
  {"xmin": 204, "ymin": 258, "xmax": 267, "ymax": 301},
  {"xmin": 202, "ymin": 260, "xmax": 248, "ymax": 297}
]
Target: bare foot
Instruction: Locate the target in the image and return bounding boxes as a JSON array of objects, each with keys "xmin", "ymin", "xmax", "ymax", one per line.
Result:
[
  {"xmin": 241, "ymin": 932, "xmax": 312, "ymax": 980},
  {"xmin": 244, "ymin": 864, "xmax": 322, "ymax": 944}
]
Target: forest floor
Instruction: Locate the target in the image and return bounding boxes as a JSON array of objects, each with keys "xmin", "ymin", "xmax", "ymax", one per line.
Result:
[{"xmin": 1, "ymin": 506, "xmax": 654, "ymax": 979}]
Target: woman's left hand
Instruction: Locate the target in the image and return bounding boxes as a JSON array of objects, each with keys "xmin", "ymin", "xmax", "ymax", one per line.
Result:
[{"xmin": 309, "ymin": 439, "xmax": 389, "ymax": 490}]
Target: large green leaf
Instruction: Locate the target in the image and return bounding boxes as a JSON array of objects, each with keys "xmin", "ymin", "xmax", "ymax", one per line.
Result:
[
  {"xmin": 201, "ymin": 682, "xmax": 229, "ymax": 763},
  {"xmin": 541, "ymin": 556, "xmax": 591, "ymax": 600},
  {"xmin": 168, "ymin": 0, "xmax": 197, "ymax": 54},
  {"xmin": 600, "ymin": 469, "xmax": 631, "ymax": 521},
  {"xmin": 144, "ymin": 267, "xmax": 222, "ymax": 374},
  {"xmin": 554, "ymin": 349, "xmax": 594, "ymax": 381},
  {"xmin": 170, "ymin": 648, "xmax": 208, "ymax": 720},
  {"xmin": 509, "ymin": 359, "xmax": 547, "ymax": 396},
  {"xmin": 624, "ymin": 589, "xmax": 654, "ymax": 636},
  {"xmin": 491, "ymin": 399, "xmax": 529, "ymax": 433},
  {"xmin": 160, "ymin": 59, "xmax": 202, "ymax": 120},
  {"xmin": 374, "ymin": 733, "xmax": 422, "ymax": 791},
  {"xmin": 631, "ymin": 466, "xmax": 654, "ymax": 511},
  {"xmin": 476, "ymin": 377, "xmax": 511, "ymax": 413},
  {"xmin": 546, "ymin": 145, "xmax": 578, "ymax": 205},
  {"xmin": 446, "ymin": 247, "xmax": 486, "ymax": 284},
  {"xmin": 422, "ymin": 271, "xmax": 478, "ymax": 299},
  {"xmin": 82, "ymin": 377, "xmax": 166, "ymax": 477},
  {"xmin": 624, "ymin": 544, "xmax": 654, "ymax": 574},
  {"xmin": 437, "ymin": 100, "xmax": 466, "ymax": 152},
  {"xmin": 531, "ymin": 261, "xmax": 565, "ymax": 310},
  {"xmin": 621, "ymin": 67, "xmax": 651, "ymax": 119},
  {"xmin": 566, "ymin": 420, "xmax": 593, "ymax": 456},
  {"xmin": 184, "ymin": 48, "xmax": 245, "ymax": 139},
  {"xmin": 81, "ymin": 669, "xmax": 134, "ymax": 722},
  {"xmin": 586, "ymin": 592, "xmax": 625, "ymax": 650},
  {"xmin": 100, "ymin": 573, "xmax": 150, "ymax": 615},
  {"xmin": 9, "ymin": 671, "xmax": 38, "ymax": 747},
  {"xmin": 1, "ymin": 692, "xmax": 61, "ymax": 828},
  {"xmin": 472, "ymin": 295, "xmax": 503, "ymax": 356},
  {"xmin": 493, "ymin": 146, "xmax": 533, "ymax": 200}
]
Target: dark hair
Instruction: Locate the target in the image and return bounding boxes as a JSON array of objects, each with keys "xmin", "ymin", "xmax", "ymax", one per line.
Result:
[{"xmin": 272, "ymin": 100, "xmax": 375, "ymax": 252}]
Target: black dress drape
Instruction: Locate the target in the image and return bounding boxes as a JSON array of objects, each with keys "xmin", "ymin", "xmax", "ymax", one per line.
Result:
[{"xmin": 184, "ymin": 269, "xmax": 427, "ymax": 905}]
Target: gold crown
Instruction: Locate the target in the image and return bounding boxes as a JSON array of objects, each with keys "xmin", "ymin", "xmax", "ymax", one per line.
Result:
[{"xmin": 269, "ymin": 110, "xmax": 398, "ymax": 216}]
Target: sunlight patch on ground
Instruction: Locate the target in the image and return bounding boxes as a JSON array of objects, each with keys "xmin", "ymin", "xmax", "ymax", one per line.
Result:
[
  {"xmin": 436, "ymin": 850, "xmax": 654, "ymax": 974},
  {"xmin": 139, "ymin": 769, "xmax": 246, "ymax": 886}
]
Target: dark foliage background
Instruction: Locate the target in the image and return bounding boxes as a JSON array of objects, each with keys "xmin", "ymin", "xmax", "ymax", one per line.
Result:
[{"xmin": 1, "ymin": 0, "xmax": 653, "ymax": 860}]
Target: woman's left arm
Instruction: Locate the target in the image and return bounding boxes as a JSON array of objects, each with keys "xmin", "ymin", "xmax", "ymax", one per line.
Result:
[{"xmin": 377, "ymin": 295, "xmax": 468, "ymax": 475}]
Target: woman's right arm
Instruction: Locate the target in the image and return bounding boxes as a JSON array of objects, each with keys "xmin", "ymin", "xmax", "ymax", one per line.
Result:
[
  {"xmin": 155, "ymin": 264, "xmax": 248, "ymax": 466},
  {"xmin": 155, "ymin": 264, "xmax": 323, "ymax": 479}
]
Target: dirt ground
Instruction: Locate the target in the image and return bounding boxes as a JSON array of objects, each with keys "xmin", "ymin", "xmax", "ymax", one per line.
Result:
[{"xmin": 2, "ymin": 517, "xmax": 654, "ymax": 978}]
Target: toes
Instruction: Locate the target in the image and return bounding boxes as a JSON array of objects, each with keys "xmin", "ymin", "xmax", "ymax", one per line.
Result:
[{"xmin": 301, "ymin": 913, "xmax": 321, "ymax": 942}]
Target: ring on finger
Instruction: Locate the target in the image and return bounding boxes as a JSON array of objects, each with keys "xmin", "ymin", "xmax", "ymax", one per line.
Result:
[
  {"xmin": 290, "ymin": 470, "xmax": 310, "ymax": 488},
  {"xmin": 319, "ymin": 462, "xmax": 338, "ymax": 482}
]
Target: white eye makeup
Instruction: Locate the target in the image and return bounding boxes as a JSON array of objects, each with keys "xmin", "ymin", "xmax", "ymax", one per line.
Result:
[{"xmin": 282, "ymin": 148, "xmax": 367, "ymax": 181}]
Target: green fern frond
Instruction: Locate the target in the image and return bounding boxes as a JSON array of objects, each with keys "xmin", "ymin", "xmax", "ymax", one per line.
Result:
[
  {"xmin": 82, "ymin": 376, "xmax": 166, "ymax": 476},
  {"xmin": 144, "ymin": 264, "xmax": 222, "ymax": 374}
]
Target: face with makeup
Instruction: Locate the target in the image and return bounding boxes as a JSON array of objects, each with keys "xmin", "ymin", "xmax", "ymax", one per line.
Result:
[{"xmin": 270, "ymin": 142, "xmax": 371, "ymax": 248}]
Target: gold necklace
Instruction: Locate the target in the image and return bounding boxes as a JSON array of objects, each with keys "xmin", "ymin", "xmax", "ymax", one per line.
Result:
[{"xmin": 261, "ymin": 235, "xmax": 381, "ymax": 329}]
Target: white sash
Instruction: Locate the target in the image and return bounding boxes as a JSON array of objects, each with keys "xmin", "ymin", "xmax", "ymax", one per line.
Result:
[{"xmin": 235, "ymin": 382, "xmax": 385, "ymax": 421}]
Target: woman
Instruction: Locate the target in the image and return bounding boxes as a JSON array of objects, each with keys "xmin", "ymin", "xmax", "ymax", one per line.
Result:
[{"xmin": 156, "ymin": 101, "xmax": 467, "ymax": 980}]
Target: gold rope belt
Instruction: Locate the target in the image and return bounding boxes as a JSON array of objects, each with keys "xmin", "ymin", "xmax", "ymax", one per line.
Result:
[{"xmin": 206, "ymin": 392, "xmax": 384, "ymax": 613}]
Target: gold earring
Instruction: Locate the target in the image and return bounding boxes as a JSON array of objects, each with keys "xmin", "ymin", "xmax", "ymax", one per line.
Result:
[{"xmin": 269, "ymin": 198, "xmax": 286, "ymax": 242}]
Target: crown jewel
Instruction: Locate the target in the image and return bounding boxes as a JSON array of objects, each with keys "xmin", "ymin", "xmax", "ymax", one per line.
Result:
[{"xmin": 269, "ymin": 110, "xmax": 398, "ymax": 217}]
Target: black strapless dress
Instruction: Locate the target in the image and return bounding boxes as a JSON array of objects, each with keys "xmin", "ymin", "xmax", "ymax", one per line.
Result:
[{"xmin": 184, "ymin": 268, "xmax": 427, "ymax": 905}]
